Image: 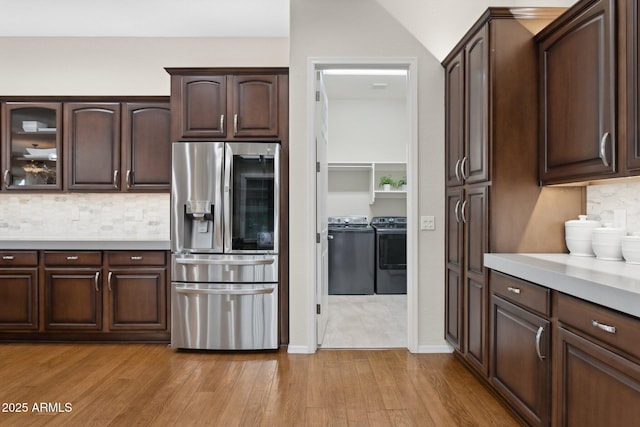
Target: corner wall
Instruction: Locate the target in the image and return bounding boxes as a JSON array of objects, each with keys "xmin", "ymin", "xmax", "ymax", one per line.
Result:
[{"xmin": 289, "ymin": 0, "xmax": 446, "ymax": 352}]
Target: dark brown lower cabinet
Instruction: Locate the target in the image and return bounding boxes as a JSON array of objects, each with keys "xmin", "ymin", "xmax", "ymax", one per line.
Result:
[
  {"xmin": 556, "ymin": 327, "xmax": 640, "ymax": 427},
  {"xmin": 106, "ymin": 251, "xmax": 167, "ymax": 331},
  {"xmin": 0, "ymin": 269, "xmax": 38, "ymax": 330},
  {"xmin": 0, "ymin": 250, "xmax": 169, "ymax": 342},
  {"xmin": 44, "ymin": 268, "xmax": 102, "ymax": 330},
  {"xmin": 491, "ymin": 295, "xmax": 550, "ymax": 427}
]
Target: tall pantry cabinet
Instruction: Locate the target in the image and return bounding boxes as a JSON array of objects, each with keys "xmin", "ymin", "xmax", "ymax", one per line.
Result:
[{"xmin": 443, "ymin": 8, "xmax": 584, "ymax": 378}]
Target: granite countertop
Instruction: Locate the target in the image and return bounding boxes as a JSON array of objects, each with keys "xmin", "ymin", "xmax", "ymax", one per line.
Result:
[
  {"xmin": 0, "ymin": 240, "xmax": 171, "ymax": 251},
  {"xmin": 485, "ymin": 253, "xmax": 640, "ymax": 318}
]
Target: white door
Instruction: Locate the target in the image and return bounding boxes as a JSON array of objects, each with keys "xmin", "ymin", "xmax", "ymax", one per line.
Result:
[{"xmin": 315, "ymin": 70, "xmax": 330, "ymax": 346}]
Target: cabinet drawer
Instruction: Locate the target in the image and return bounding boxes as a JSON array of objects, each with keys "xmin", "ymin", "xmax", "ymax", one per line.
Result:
[
  {"xmin": 557, "ymin": 293, "xmax": 640, "ymax": 360},
  {"xmin": 107, "ymin": 251, "xmax": 166, "ymax": 266},
  {"xmin": 43, "ymin": 251, "xmax": 102, "ymax": 266},
  {"xmin": 0, "ymin": 251, "xmax": 38, "ymax": 267},
  {"xmin": 490, "ymin": 271, "xmax": 550, "ymax": 317}
]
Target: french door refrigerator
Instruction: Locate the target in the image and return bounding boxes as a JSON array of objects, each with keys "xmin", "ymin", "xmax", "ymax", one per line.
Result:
[{"xmin": 171, "ymin": 141, "xmax": 280, "ymax": 350}]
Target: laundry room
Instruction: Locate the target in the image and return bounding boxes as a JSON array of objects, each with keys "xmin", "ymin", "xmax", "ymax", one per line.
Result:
[{"xmin": 320, "ymin": 67, "xmax": 410, "ymax": 348}]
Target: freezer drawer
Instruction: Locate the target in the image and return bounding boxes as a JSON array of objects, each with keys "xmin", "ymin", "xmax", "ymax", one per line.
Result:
[
  {"xmin": 172, "ymin": 254, "xmax": 278, "ymax": 283},
  {"xmin": 171, "ymin": 282, "xmax": 278, "ymax": 350}
]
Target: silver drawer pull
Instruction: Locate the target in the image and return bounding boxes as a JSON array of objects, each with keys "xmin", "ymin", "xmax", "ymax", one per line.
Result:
[
  {"xmin": 2, "ymin": 255, "xmax": 15, "ymax": 260},
  {"xmin": 592, "ymin": 320, "xmax": 616, "ymax": 334},
  {"xmin": 66, "ymin": 256, "xmax": 79, "ymax": 260},
  {"xmin": 130, "ymin": 256, "xmax": 143, "ymax": 260},
  {"xmin": 507, "ymin": 286, "xmax": 521, "ymax": 295},
  {"xmin": 535, "ymin": 326, "xmax": 545, "ymax": 360}
]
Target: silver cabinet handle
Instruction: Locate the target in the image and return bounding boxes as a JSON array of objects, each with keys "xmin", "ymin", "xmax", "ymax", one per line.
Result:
[
  {"xmin": 233, "ymin": 114, "xmax": 238, "ymax": 134},
  {"xmin": 3, "ymin": 170, "xmax": 10, "ymax": 189},
  {"xmin": 126, "ymin": 170, "xmax": 132, "ymax": 189},
  {"xmin": 535, "ymin": 326, "xmax": 545, "ymax": 360},
  {"xmin": 2, "ymin": 255, "xmax": 15, "ymax": 260},
  {"xmin": 460, "ymin": 156, "xmax": 468, "ymax": 180},
  {"xmin": 592, "ymin": 320, "xmax": 616, "ymax": 334},
  {"xmin": 94, "ymin": 271, "xmax": 100, "ymax": 292},
  {"xmin": 454, "ymin": 159, "xmax": 461, "ymax": 182},
  {"xmin": 507, "ymin": 286, "xmax": 521, "ymax": 295},
  {"xmin": 454, "ymin": 200, "xmax": 461, "ymax": 224},
  {"xmin": 220, "ymin": 114, "xmax": 225, "ymax": 133},
  {"xmin": 113, "ymin": 170, "xmax": 119, "ymax": 188},
  {"xmin": 66, "ymin": 256, "xmax": 79, "ymax": 260},
  {"xmin": 130, "ymin": 256, "xmax": 143, "ymax": 261},
  {"xmin": 108, "ymin": 271, "xmax": 113, "ymax": 292},
  {"xmin": 175, "ymin": 258, "xmax": 275, "ymax": 266},
  {"xmin": 599, "ymin": 132, "xmax": 610, "ymax": 167},
  {"xmin": 460, "ymin": 200, "xmax": 468, "ymax": 224},
  {"xmin": 176, "ymin": 287, "xmax": 274, "ymax": 296}
]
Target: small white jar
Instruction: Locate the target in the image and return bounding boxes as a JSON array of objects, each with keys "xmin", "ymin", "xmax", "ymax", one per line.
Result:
[
  {"xmin": 565, "ymin": 215, "xmax": 600, "ymax": 256},
  {"xmin": 622, "ymin": 234, "xmax": 640, "ymax": 264},
  {"xmin": 592, "ymin": 224, "xmax": 626, "ymax": 261}
]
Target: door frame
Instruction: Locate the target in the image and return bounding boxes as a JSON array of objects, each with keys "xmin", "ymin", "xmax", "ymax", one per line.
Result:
[{"xmin": 307, "ymin": 57, "xmax": 419, "ymax": 353}]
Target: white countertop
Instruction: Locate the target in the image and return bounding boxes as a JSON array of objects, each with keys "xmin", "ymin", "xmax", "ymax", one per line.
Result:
[
  {"xmin": 0, "ymin": 240, "xmax": 171, "ymax": 251},
  {"xmin": 484, "ymin": 253, "xmax": 640, "ymax": 318}
]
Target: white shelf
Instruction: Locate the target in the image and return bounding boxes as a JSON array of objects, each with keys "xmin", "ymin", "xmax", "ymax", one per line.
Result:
[{"xmin": 328, "ymin": 161, "xmax": 406, "ymax": 204}]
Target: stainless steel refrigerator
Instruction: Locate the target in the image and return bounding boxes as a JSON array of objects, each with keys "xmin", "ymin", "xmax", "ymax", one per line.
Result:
[{"xmin": 170, "ymin": 141, "xmax": 280, "ymax": 350}]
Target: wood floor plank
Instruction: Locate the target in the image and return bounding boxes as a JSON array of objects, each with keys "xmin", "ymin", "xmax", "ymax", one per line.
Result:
[{"xmin": 0, "ymin": 344, "xmax": 523, "ymax": 427}]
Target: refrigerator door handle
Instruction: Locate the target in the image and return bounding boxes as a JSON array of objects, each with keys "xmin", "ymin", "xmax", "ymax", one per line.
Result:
[
  {"xmin": 175, "ymin": 258, "xmax": 275, "ymax": 266},
  {"xmin": 223, "ymin": 143, "xmax": 233, "ymax": 253},
  {"xmin": 175, "ymin": 286, "xmax": 275, "ymax": 296}
]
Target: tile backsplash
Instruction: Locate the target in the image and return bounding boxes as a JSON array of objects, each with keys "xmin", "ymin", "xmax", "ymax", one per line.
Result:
[
  {"xmin": 0, "ymin": 193, "xmax": 169, "ymax": 240},
  {"xmin": 587, "ymin": 181, "xmax": 640, "ymax": 233}
]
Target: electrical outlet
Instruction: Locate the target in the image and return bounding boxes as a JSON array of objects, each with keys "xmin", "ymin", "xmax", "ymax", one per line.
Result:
[{"xmin": 421, "ymin": 215, "xmax": 435, "ymax": 231}]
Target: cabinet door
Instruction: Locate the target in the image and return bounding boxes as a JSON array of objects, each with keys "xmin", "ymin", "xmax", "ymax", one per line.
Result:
[
  {"xmin": 176, "ymin": 75, "xmax": 227, "ymax": 139},
  {"xmin": 64, "ymin": 103, "xmax": 121, "ymax": 191},
  {"xmin": 556, "ymin": 327, "xmax": 640, "ymax": 427},
  {"xmin": 539, "ymin": 0, "xmax": 616, "ymax": 183},
  {"xmin": 464, "ymin": 26, "xmax": 489, "ymax": 184},
  {"xmin": 0, "ymin": 269, "xmax": 38, "ymax": 330},
  {"xmin": 231, "ymin": 75, "xmax": 279, "ymax": 138},
  {"xmin": 445, "ymin": 50, "xmax": 465, "ymax": 187},
  {"xmin": 1, "ymin": 102, "xmax": 62, "ymax": 191},
  {"xmin": 445, "ymin": 187, "xmax": 464, "ymax": 350},
  {"xmin": 463, "ymin": 185, "xmax": 489, "ymax": 376},
  {"xmin": 122, "ymin": 102, "xmax": 171, "ymax": 191},
  {"xmin": 44, "ymin": 268, "xmax": 102, "ymax": 330},
  {"xmin": 491, "ymin": 296, "xmax": 550, "ymax": 427},
  {"xmin": 628, "ymin": 0, "xmax": 640, "ymax": 173},
  {"xmin": 107, "ymin": 267, "xmax": 167, "ymax": 331}
]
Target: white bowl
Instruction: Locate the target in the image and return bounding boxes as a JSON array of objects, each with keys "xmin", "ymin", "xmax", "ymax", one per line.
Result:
[
  {"xmin": 622, "ymin": 236, "xmax": 640, "ymax": 264},
  {"xmin": 592, "ymin": 226, "xmax": 625, "ymax": 260},
  {"xmin": 565, "ymin": 215, "xmax": 600, "ymax": 256}
]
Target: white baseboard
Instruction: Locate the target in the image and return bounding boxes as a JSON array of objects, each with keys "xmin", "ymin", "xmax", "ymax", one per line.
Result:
[
  {"xmin": 415, "ymin": 344, "xmax": 454, "ymax": 354},
  {"xmin": 286, "ymin": 345, "xmax": 314, "ymax": 354}
]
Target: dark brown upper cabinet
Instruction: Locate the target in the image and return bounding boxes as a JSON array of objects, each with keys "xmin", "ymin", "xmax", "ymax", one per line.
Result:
[
  {"xmin": 167, "ymin": 68, "xmax": 287, "ymax": 142},
  {"xmin": 122, "ymin": 102, "xmax": 171, "ymax": 191},
  {"xmin": 628, "ymin": 0, "xmax": 640, "ymax": 172},
  {"xmin": 537, "ymin": 0, "xmax": 617, "ymax": 184},
  {"xmin": 64, "ymin": 102, "xmax": 121, "ymax": 191},
  {"xmin": 1, "ymin": 102, "xmax": 63, "ymax": 191}
]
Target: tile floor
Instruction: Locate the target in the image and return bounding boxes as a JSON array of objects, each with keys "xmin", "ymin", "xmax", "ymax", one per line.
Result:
[{"xmin": 320, "ymin": 294, "xmax": 407, "ymax": 348}]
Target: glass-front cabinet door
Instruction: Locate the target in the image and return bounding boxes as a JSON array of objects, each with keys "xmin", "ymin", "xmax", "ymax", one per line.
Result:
[{"xmin": 2, "ymin": 102, "xmax": 62, "ymax": 190}]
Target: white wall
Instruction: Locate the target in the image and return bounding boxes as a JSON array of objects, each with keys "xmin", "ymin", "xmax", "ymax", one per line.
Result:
[
  {"xmin": 328, "ymin": 98, "xmax": 408, "ymax": 163},
  {"xmin": 0, "ymin": 37, "xmax": 288, "ymax": 95},
  {"xmin": 290, "ymin": 0, "xmax": 445, "ymax": 352}
]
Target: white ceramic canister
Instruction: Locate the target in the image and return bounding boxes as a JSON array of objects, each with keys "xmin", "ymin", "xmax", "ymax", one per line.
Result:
[
  {"xmin": 591, "ymin": 224, "xmax": 626, "ymax": 261},
  {"xmin": 565, "ymin": 215, "xmax": 600, "ymax": 256},
  {"xmin": 621, "ymin": 233, "xmax": 640, "ymax": 264}
]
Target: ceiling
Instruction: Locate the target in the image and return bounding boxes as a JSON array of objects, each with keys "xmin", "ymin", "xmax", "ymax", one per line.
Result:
[{"xmin": 0, "ymin": 0, "xmax": 289, "ymax": 37}]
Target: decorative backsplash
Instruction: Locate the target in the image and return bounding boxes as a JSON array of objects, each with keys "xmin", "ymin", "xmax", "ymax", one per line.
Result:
[
  {"xmin": 587, "ymin": 181, "xmax": 640, "ymax": 233},
  {"xmin": 0, "ymin": 193, "xmax": 169, "ymax": 240}
]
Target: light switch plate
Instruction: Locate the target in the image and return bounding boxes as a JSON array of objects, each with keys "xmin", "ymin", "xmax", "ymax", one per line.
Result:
[{"xmin": 421, "ymin": 215, "xmax": 435, "ymax": 231}]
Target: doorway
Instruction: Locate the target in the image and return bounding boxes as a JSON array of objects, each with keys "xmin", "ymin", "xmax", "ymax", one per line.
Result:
[{"xmin": 311, "ymin": 58, "xmax": 419, "ymax": 352}]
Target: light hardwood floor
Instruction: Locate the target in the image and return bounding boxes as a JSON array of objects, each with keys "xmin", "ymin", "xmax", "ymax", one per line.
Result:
[{"xmin": 0, "ymin": 344, "xmax": 522, "ymax": 426}]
